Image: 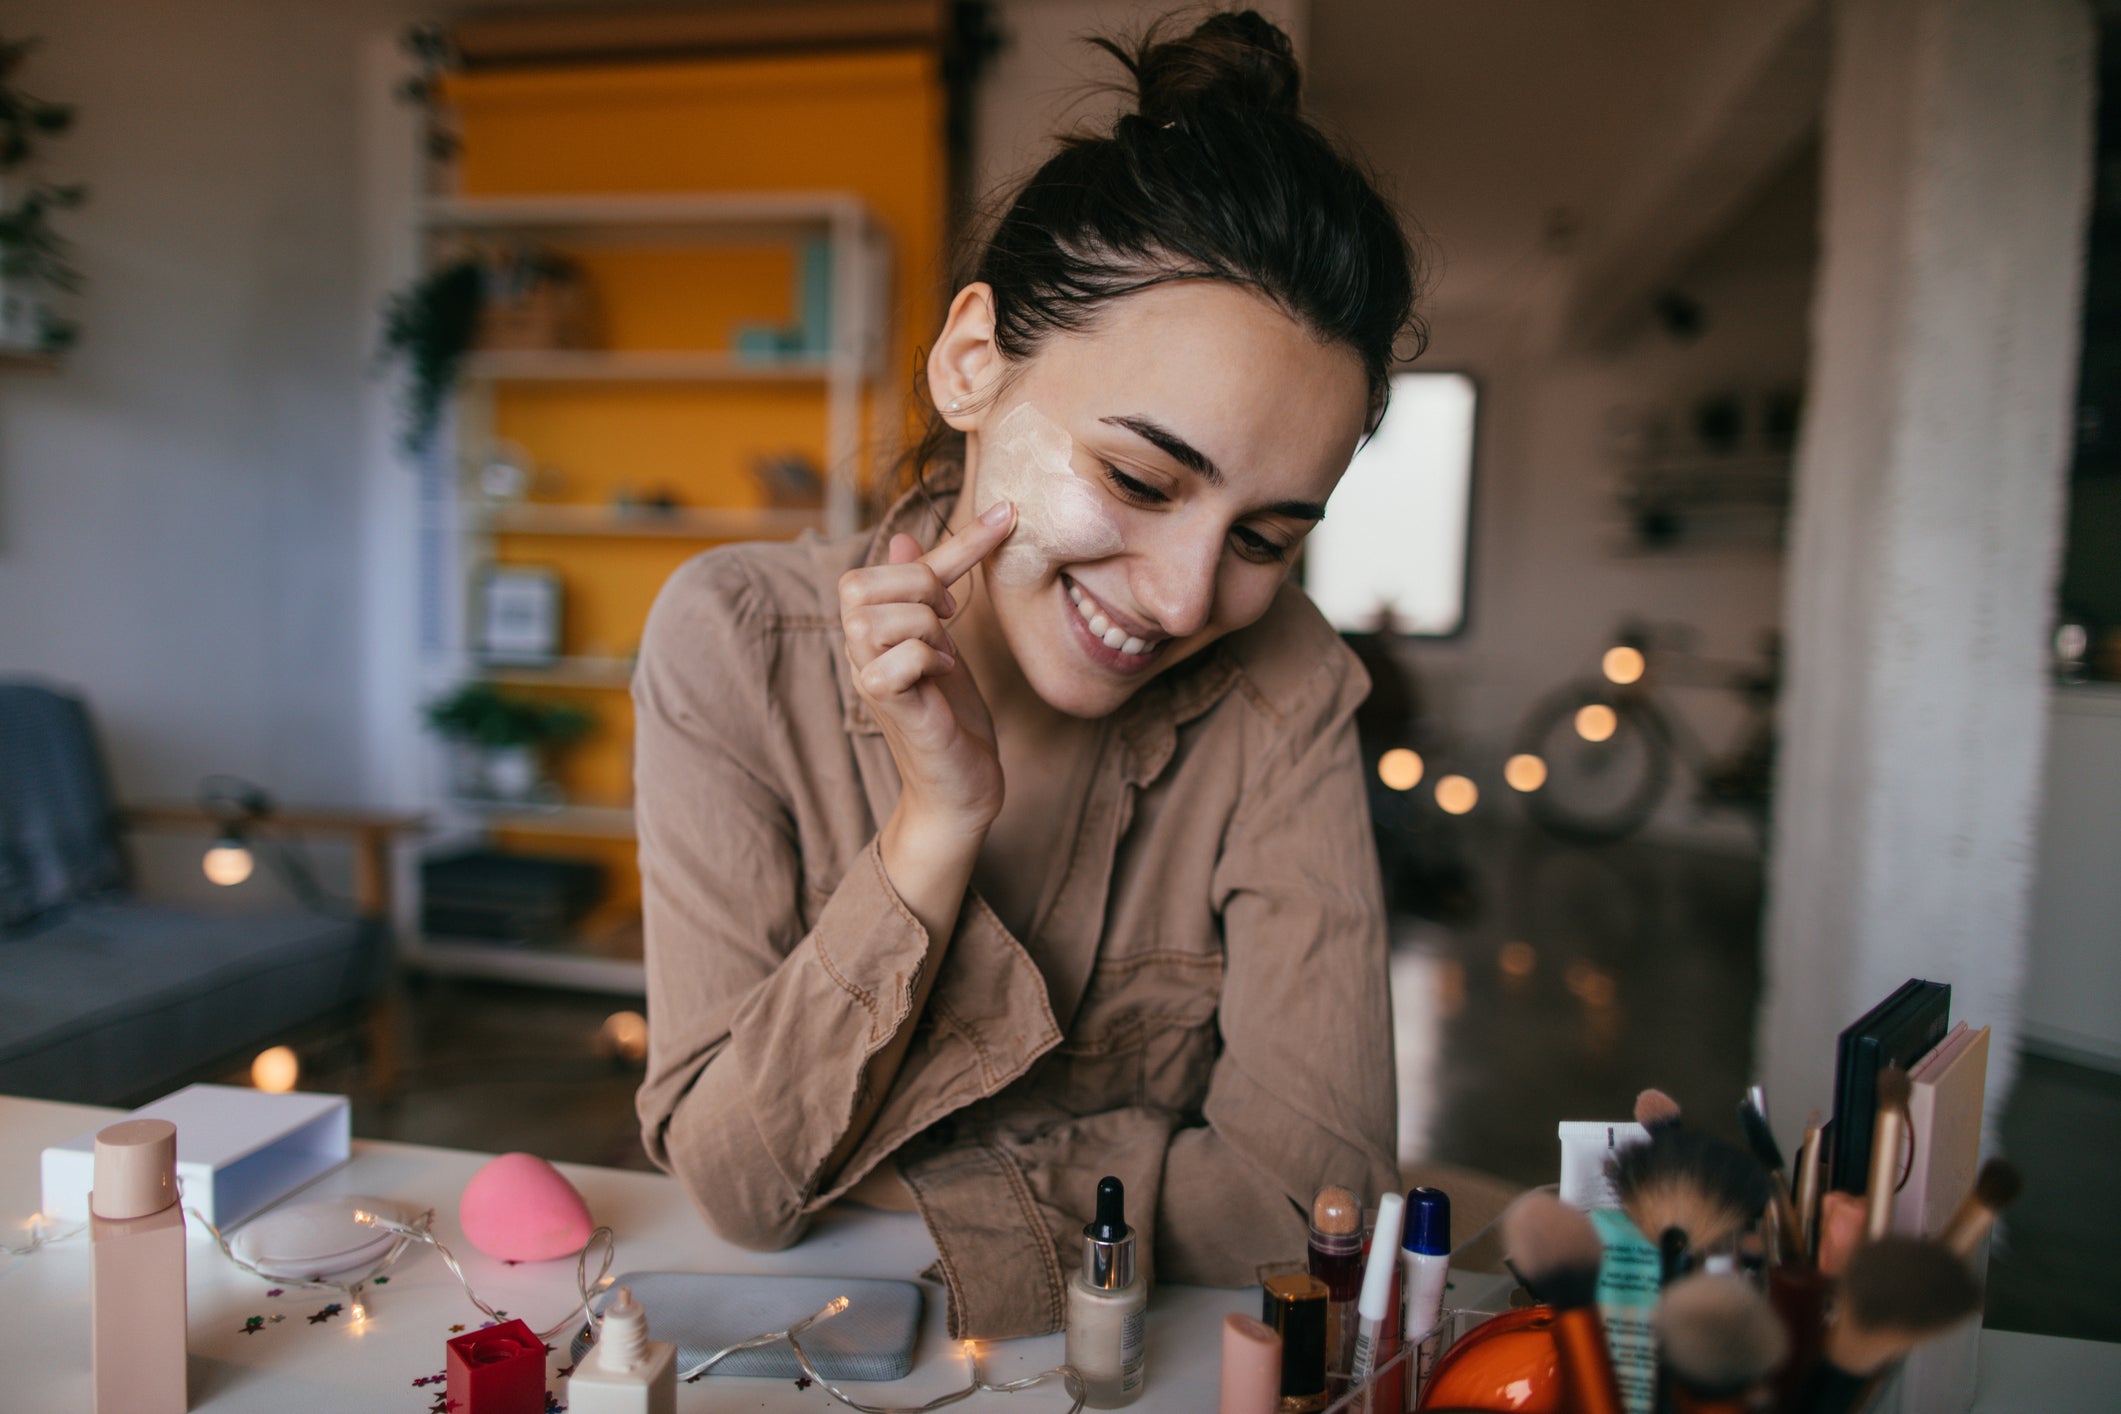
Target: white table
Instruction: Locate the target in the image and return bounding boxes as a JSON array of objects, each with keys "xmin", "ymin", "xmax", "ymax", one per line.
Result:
[{"xmin": 2, "ymin": 1096, "xmax": 2114, "ymax": 1412}]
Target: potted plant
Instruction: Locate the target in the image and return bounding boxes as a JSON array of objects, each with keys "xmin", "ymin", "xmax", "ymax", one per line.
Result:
[
  {"xmin": 423, "ymin": 681, "xmax": 592, "ymax": 802},
  {"xmin": 0, "ymin": 36, "xmax": 84, "ymax": 355},
  {"xmin": 379, "ymin": 255, "xmax": 484, "ymax": 456}
]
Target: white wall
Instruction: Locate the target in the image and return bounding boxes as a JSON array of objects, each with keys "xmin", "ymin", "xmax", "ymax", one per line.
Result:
[
  {"xmin": 0, "ymin": 0, "xmax": 420, "ymax": 897},
  {"xmin": 2023, "ymin": 685, "xmax": 2121, "ymax": 1068}
]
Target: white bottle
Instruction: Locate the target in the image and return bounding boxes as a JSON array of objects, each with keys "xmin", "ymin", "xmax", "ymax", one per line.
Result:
[
  {"xmin": 1065, "ymin": 1175, "xmax": 1147, "ymax": 1408},
  {"xmin": 91, "ymin": 1118, "xmax": 187, "ymax": 1414},
  {"xmin": 568, "ymin": 1286, "xmax": 677, "ymax": 1414}
]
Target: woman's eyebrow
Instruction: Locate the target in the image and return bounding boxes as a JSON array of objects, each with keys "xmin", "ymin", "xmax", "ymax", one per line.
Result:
[
  {"xmin": 1100, "ymin": 414, "xmax": 1222, "ymax": 484},
  {"xmin": 1100, "ymin": 413, "xmax": 1326, "ymax": 521}
]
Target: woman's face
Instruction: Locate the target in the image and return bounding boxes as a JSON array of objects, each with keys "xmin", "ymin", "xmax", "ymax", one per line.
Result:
[{"xmin": 939, "ymin": 279, "xmax": 1371, "ymax": 720}]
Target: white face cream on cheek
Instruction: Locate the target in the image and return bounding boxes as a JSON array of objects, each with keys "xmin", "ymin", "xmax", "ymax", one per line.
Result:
[{"xmin": 975, "ymin": 401, "xmax": 1125, "ymax": 586}]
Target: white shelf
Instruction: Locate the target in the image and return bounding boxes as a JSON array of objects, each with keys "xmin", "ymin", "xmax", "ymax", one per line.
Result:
[
  {"xmin": 420, "ymin": 190, "xmax": 873, "ymax": 245},
  {"xmin": 464, "ymin": 349, "xmax": 837, "ymax": 382},
  {"xmin": 449, "ymin": 796, "xmax": 637, "ymax": 836},
  {"xmin": 477, "ymin": 503, "xmax": 823, "ymax": 540},
  {"xmin": 404, "ymin": 935, "xmax": 646, "ymax": 994}
]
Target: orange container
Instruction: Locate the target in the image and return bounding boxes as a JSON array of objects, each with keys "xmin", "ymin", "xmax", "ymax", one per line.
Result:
[{"xmin": 1416, "ymin": 1306, "xmax": 1562, "ymax": 1413}]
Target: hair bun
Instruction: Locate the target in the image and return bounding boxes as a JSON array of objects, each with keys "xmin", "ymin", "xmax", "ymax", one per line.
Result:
[{"xmin": 1107, "ymin": 10, "xmax": 1301, "ymax": 126}]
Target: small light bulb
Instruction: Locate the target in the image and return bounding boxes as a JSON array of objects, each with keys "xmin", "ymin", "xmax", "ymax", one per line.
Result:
[
  {"xmin": 600, "ymin": 1010, "xmax": 649, "ymax": 1063},
  {"xmin": 1434, "ymin": 774, "xmax": 1478, "ymax": 815},
  {"xmin": 350, "ymin": 1301, "xmax": 367, "ymax": 1324},
  {"xmin": 1378, "ymin": 748, "xmax": 1424, "ymax": 792},
  {"xmin": 204, "ymin": 842, "xmax": 254, "ymax": 886},
  {"xmin": 250, "ymin": 1045, "xmax": 299, "ymax": 1093},
  {"xmin": 1575, "ymin": 704, "xmax": 1618, "ymax": 743},
  {"xmin": 1504, "ymin": 754, "xmax": 1548, "ymax": 792},
  {"xmin": 1603, "ymin": 646, "xmax": 1645, "ymax": 685}
]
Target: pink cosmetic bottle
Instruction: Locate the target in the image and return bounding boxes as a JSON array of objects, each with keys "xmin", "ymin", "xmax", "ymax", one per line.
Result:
[{"xmin": 91, "ymin": 1118, "xmax": 188, "ymax": 1413}]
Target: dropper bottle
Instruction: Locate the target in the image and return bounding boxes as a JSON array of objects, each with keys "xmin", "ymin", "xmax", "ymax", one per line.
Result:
[
  {"xmin": 567, "ymin": 1286, "xmax": 676, "ymax": 1414},
  {"xmin": 1065, "ymin": 1175, "xmax": 1147, "ymax": 1407}
]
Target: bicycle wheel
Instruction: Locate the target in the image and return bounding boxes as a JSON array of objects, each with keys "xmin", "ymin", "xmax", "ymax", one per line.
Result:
[{"xmin": 1513, "ymin": 683, "xmax": 1672, "ymax": 843}]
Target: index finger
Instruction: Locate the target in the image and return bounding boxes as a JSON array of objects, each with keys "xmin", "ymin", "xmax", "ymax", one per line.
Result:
[{"xmin": 923, "ymin": 500, "xmax": 1017, "ymax": 588}]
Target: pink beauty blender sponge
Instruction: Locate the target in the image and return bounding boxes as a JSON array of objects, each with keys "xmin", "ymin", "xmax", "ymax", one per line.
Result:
[{"xmin": 459, "ymin": 1152, "xmax": 594, "ymax": 1262}]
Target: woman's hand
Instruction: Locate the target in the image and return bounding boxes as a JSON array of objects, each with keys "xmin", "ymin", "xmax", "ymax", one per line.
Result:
[{"xmin": 839, "ymin": 500, "xmax": 1017, "ymax": 849}]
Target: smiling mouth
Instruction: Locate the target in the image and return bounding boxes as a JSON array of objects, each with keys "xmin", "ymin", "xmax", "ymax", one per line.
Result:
[{"xmin": 1065, "ymin": 577, "xmax": 1160, "ymax": 658}]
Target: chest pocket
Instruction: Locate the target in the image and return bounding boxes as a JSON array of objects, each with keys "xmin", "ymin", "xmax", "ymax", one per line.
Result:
[{"xmin": 1044, "ymin": 950, "xmax": 1224, "ymax": 1116}]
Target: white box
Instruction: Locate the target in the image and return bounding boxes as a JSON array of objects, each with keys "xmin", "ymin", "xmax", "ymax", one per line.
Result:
[{"xmin": 40, "ymin": 1084, "xmax": 349, "ymax": 1236}]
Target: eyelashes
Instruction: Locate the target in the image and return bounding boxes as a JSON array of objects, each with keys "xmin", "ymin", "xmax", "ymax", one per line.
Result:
[{"xmin": 1098, "ymin": 463, "xmax": 1291, "ymax": 564}]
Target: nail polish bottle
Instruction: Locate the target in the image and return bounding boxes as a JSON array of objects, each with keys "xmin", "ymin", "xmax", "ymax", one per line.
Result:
[
  {"xmin": 90, "ymin": 1118, "xmax": 187, "ymax": 1414},
  {"xmin": 567, "ymin": 1286, "xmax": 676, "ymax": 1414},
  {"xmin": 1065, "ymin": 1175, "xmax": 1147, "ymax": 1407}
]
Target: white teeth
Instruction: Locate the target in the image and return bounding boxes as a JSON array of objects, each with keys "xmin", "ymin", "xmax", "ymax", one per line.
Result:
[{"xmin": 1069, "ymin": 580, "xmax": 1155, "ymax": 656}]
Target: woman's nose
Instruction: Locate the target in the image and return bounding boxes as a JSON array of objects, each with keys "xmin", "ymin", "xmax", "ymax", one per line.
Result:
[{"xmin": 1133, "ymin": 521, "xmax": 1221, "ymax": 639}]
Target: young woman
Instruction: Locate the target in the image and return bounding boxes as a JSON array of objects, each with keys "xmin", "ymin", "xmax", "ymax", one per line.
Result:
[{"xmin": 632, "ymin": 10, "xmax": 1422, "ymax": 1339}]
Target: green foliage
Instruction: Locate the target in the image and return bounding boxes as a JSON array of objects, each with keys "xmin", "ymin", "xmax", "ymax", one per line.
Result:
[
  {"xmin": 423, "ymin": 681, "xmax": 593, "ymax": 749},
  {"xmin": 0, "ymin": 37, "xmax": 73, "ymax": 172},
  {"xmin": 379, "ymin": 258, "xmax": 484, "ymax": 456},
  {"xmin": 0, "ymin": 180, "xmax": 84, "ymax": 290},
  {"xmin": 0, "ymin": 35, "xmax": 86, "ymax": 352}
]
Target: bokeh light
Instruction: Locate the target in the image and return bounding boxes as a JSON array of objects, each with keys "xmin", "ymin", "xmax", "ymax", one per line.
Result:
[
  {"xmin": 1378, "ymin": 748, "xmax": 1425, "ymax": 792},
  {"xmin": 1565, "ymin": 961, "xmax": 1619, "ymax": 1009},
  {"xmin": 1602, "ymin": 645, "xmax": 1646, "ymax": 685},
  {"xmin": 601, "ymin": 1010, "xmax": 649, "ymax": 1064},
  {"xmin": 1575, "ymin": 704, "xmax": 1618, "ymax": 743},
  {"xmin": 1498, "ymin": 941, "xmax": 1536, "ymax": 980},
  {"xmin": 1434, "ymin": 774, "xmax": 1478, "ymax": 815},
  {"xmin": 203, "ymin": 843, "xmax": 254, "ymax": 887},
  {"xmin": 1504, "ymin": 754, "xmax": 1548, "ymax": 792},
  {"xmin": 251, "ymin": 1045, "xmax": 299, "ymax": 1093}
]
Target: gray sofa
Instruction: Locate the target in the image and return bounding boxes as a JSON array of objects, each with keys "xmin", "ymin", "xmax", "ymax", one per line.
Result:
[{"xmin": 0, "ymin": 680, "xmax": 392, "ymax": 1105}]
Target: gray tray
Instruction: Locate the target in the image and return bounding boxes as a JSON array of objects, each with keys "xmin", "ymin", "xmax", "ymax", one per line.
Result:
[{"xmin": 570, "ymin": 1271, "xmax": 924, "ymax": 1382}]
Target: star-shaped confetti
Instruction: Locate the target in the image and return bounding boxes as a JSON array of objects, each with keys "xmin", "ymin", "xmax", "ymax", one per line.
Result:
[
  {"xmin": 795, "ymin": 1374, "xmax": 815, "ymax": 1391},
  {"xmin": 555, "ymin": 1366, "xmax": 573, "ymax": 1380},
  {"xmin": 374, "ymin": 1275, "xmax": 389, "ymax": 1284},
  {"xmin": 266, "ymin": 1287, "xmax": 284, "ymax": 1297},
  {"xmin": 307, "ymin": 1303, "xmax": 343, "ymax": 1325},
  {"xmin": 239, "ymin": 1316, "xmax": 265, "ymax": 1336},
  {"xmin": 269, "ymin": 1315, "xmax": 285, "ymax": 1324},
  {"xmin": 448, "ymin": 1324, "xmax": 465, "ymax": 1333},
  {"xmin": 544, "ymin": 1396, "xmax": 565, "ymax": 1413}
]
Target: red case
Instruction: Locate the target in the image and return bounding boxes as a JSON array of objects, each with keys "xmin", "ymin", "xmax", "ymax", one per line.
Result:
[{"xmin": 446, "ymin": 1318, "xmax": 547, "ymax": 1414}]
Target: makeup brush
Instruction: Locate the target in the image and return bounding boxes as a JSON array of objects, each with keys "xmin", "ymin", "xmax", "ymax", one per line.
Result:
[
  {"xmin": 1795, "ymin": 1236, "xmax": 1983, "ymax": 1414},
  {"xmin": 1814, "ymin": 1191, "xmax": 1865, "ymax": 1277},
  {"xmin": 1653, "ymin": 1273, "xmax": 1789, "ymax": 1414},
  {"xmin": 1611, "ymin": 1126, "xmax": 1772, "ymax": 1270},
  {"xmin": 1500, "ymin": 1192, "xmax": 1625, "ymax": 1414},
  {"xmin": 1792, "ymin": 1112, "xmax": 1824, "ymax": 1261},
  {"xmin": 1636, "ymin": 1088, "xmax": 1684, "ymax": 1133},
  {"xmin": 1862, "ymin": 1068, "xmax": 1912, "ymax": 1241},
  {"xmin": 1735, "ymin": 1098, "xmax": 1802, "ymax": 1267},
  {"xmin": 1938, "ymin": 1159, "xmax": 2022, "ymax": 1258}
]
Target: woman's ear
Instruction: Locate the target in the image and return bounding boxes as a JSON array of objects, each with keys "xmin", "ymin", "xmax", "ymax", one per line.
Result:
[{"xmin": 926, "ymin": 283, "xmax": 1004, "ymax": 431}]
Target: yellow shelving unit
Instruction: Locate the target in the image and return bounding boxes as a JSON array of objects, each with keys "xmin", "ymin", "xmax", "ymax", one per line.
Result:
[{"xmin": 401, "ymin": 48, "xmax": 945, "ymax": 991}]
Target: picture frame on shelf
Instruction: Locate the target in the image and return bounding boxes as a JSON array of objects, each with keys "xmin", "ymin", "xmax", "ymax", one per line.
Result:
[{"xmin": 475, "ymin": 564, "xmax": 562, "ymax": 666}]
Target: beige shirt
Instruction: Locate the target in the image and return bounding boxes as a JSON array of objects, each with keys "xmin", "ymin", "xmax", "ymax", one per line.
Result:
[{"xmin": 633, "ymin": 471, "xmax": 1399, "ymax": 1339}]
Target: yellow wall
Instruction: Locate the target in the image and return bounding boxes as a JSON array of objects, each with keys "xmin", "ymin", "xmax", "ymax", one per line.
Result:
[{"xmin": 447, "ymin": 50, "xmax": 944, "ymax": 929}]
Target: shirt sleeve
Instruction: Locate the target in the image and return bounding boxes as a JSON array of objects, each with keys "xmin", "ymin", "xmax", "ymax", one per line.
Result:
[
  {"xmin": 1167, "ymin": 648, "xmax": 1402, "ymax": 1282},
  {"xmin": 631, "ymin": 551, "xmax": 1060, "ymax": 1250}
]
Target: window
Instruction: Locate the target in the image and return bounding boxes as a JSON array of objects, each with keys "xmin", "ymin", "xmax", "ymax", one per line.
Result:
[{"xmin": 1304, "ymin": 371, "xmax": 1476, "ymax": 636}]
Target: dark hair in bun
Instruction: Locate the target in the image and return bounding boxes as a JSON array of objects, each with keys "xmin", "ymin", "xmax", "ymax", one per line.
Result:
[{"xmin": 913, "ymin": 8, "xmax": 1422, "ymax": 484}]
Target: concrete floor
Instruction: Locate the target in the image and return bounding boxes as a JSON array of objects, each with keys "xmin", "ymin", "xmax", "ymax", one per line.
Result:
[{"xmin": 290, "ymin": 826, "xmax": 2116, "ymax": 1342}]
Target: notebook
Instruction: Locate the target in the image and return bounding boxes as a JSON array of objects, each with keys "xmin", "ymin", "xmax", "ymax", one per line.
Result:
[
  {"xmin": 1889, "ymin": 1024, "xmax": 1992, "ymax": 1414},
  {"xmin": 1828, "ymin": 978, "xmax": 1951, "ymax": 1193}
]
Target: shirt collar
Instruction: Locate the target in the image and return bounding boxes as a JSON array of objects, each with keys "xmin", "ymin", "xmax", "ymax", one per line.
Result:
[{"xmin": 833, "ymin": 467, "xmax": 1242, "ymax": 787}]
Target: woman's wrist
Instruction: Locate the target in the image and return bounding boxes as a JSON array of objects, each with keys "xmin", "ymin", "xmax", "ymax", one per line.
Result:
[{"xmin": 878, "ymin": 804, "xmax": 985, "ymax": 945}]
